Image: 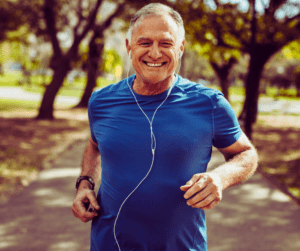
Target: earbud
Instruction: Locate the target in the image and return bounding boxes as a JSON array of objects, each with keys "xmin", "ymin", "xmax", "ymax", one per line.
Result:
[
  {"xmin": 180, "ymin": 51, "xmax": 183, "ymax": 58},
  {"xmin": 128, "ymin": 51, "xmax": 131, "ymax": 59}
]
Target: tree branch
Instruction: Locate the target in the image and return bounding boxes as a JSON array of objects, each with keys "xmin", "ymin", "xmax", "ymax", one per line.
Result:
[
  {"xmin": 284, "ymin": 12, "xmax": 300, "ymax": 25},
  {"xmin": 97, "ymin": 4, "xmax": 124, "ymax": 32},
  {"xmin": 73, "ymin": 0, "xmax": 85, "ymax": 36},
  {"xmin": 43, "ymin": 0, "xmax": 62, "ymax": 57},
  {"xmin": 72, "ymin": 0, "xmax": 104, "ymax": 48}
]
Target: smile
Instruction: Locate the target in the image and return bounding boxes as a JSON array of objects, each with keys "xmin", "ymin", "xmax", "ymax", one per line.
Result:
[{"xmin": 144, "ymin": 62, "xmax": 166, "ymax": 67}]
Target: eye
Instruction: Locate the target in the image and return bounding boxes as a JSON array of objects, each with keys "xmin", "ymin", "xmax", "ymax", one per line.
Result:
[
  {"xmin": 140, "ymin": 42, "xmax": 151, "ymax": 46},
  {"xmin": 161, "ymin": 42, "xmax": 172, "ymax": 47}
]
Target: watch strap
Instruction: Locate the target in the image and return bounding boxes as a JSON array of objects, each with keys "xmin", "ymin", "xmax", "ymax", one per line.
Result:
[{"xmin": 76, "ymin": 176, "xmax": 95, "ymax": 190}]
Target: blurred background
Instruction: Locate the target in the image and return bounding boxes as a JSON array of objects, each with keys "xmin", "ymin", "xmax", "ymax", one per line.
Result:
[{"xmin": 0, "ymin": 0, "xmax": 300, "ymax": 250}]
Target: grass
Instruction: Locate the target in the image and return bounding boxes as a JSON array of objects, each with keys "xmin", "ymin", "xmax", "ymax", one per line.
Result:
[
  {"xmin": 209, "ymin": 84, "xmax": 300, "ymax": 102},
  {"xmin": 21, "ymin": 76, "xmax": 113, "ymax": 97},
  {"xmin": 2, "ymin": 72, "xmax": 299, "ymax": 102},
  {"xmin": 0, "ymin": 72, "xmax": 23, "ymax": 86},
  {"xmin": 0, "ymin": 99, "xmax": 39, "ymax": 111},
  {"xmin": 0, "ymin": 71, "xmax": 113, "ymax": 97}
]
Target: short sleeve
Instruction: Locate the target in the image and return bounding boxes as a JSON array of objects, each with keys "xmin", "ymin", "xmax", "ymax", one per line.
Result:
[
  {"xmin": 88, "ymin": 92, "xmax": 97, "ymax": 144},
  {"xmin": 212, "ymin": 92, "xmax": 242, "ymax": 148}
]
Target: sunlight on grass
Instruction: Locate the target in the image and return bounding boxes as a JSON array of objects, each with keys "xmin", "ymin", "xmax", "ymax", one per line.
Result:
[
  {"xmin": 0, "ymin": 72, "xmax": 23, "ymax": 86},
  {"xmin": 0, "ymin": 99, "xmax": 39, "ymax": 111},
  {"xmin": 20, "ymin": 76, "xmax": 113, "ymax": 97}
]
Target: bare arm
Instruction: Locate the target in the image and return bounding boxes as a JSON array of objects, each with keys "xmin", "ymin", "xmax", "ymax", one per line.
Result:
[
  {"xmin": 180, "ymin": 133, "xmax": 258, "ymax": 209},
  {"xmin": 81, "ymin": 137, "xmax": 101, "ymax": 183},
  {"xmin": 72, "ymin": 137, "xmax": 101, "ymax": 222}
]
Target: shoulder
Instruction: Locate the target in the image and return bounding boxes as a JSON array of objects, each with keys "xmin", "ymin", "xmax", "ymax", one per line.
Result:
[
  {"xmin": 89, "ymin": 75, "xmax": 134, "ymax": 105},
  {"xmin": 175, "ymin": 75, "xmax": 224, "ymax": 106}
]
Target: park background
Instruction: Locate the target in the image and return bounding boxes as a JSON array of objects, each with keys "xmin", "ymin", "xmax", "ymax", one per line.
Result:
[{"xmin": 0, "ymin": 0, "xmax": 300, "ymax": 249}]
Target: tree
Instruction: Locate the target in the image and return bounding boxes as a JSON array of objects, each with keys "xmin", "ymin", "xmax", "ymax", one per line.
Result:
[
  {"xmin": 0, "ymin": 0, "xmax": 25, "ymax": 74},
  {"xmin": 35, "ymin": 0, "xmax": 104, "ymax": 119},
  {"xmin": 295, "ymin": 71, "xmax": 300, "ymax": 97},
  {"xmin": 0, "ymin": 1, "xmax": 23, "ymax": 41},
  {"xmin": 173, "ymin": 2, "xmax": 243, "ymax": 101},
  {"xmin": 36, "ymin": 0, "xmax": 164, "ymax": 118},
  {"xmin": 282, "ymin": 39, "xmax": 300, "ymax": 96},
  {"xmin": 189, "ymin": 42, "xmax": 240, "ymax": 101},
  {"xmin": 210, "ymin": 56, "xmax": 237, "ymax": 101},
  {"xmin": 174, "ymin": 0, "xmax": 300, "ymax": 138},
  {"xmin": 75, "ymin": 3, "xmax": 124, "ymax": 108}
]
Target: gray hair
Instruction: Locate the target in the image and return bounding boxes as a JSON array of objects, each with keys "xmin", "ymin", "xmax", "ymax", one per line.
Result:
[{"xmin": 127, "ymin": 3, "xmax": 185, "ymax": 44}]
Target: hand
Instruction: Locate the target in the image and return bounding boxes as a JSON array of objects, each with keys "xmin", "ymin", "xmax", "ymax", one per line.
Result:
[
  {"xmin": 72, "ymin": 182, "xmax": 100, "ymax": 223},
  {"xmin": 180, "ymin": 173, "xmax": 223, "ymax": 210}
]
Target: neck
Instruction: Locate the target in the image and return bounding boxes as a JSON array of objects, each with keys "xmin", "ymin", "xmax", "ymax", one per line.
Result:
[{"xmin": 132, "ymin": 75, "xmax": 175, "ymax": 96}]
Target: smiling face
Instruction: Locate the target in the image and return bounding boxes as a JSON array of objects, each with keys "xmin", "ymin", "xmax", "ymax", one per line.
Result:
[{"xmin": 126, "ymin": 14, "xmax": 185, "ymax": 94}]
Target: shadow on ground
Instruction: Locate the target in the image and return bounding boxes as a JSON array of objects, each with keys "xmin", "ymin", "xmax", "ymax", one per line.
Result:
[
  {"xmin": 0, "ymin": 140, "xmax": 92, "ymax": 251},
  {"xmin": 0, "ymin": 143, "xmax": 299, "ymax": 251},
  {"xmin": 206, "ymin": 150, "xmax": 300, "ymax": 251}
]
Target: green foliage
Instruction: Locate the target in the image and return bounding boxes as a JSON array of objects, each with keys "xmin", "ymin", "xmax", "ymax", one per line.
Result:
[
  {"xmin": 100, "ymin": 48, "xmax": 123, "ymax": 74},
  {"xmin": 0, "ymin": 0, "xmax": 23, "ymax": 42},
  {"xmin": 97, "ymin": 77, "xmax": 114, "ymax": 88},
  {"xmin": 283, "ymin": 40, "xmax": 300, "ymax": 60},
  {"xmin": 177, "ymin": 0, "xmax": 300, "ymax": 59}
]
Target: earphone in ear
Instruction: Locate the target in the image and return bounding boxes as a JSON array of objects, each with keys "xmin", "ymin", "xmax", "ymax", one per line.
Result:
[
  {"xmin": 180, "ymin": 51, "xmax": 183, "ymax": 58},
  {"xmin": 128, "ymin": 51, "xmax": 131, "ymax": 59}
]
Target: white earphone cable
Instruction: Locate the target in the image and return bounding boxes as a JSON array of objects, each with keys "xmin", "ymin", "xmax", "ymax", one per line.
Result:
[{"xmin": 113, "ymin": 52, "xmax": 181, "ymax": 251}]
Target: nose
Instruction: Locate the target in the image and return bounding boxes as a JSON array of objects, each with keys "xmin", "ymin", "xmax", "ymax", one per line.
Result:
[{"xmin": 148, "ymin": 43, "xmax": 162, "ymax": 59}]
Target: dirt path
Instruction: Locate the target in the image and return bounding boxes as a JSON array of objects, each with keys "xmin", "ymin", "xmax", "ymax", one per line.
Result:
[{"xmin": 0, "ymin": 143, "xmax": 299, "ymax": 250}]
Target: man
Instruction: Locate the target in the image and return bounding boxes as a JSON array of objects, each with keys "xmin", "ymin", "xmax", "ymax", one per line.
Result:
[{"xmin": 72, "ymin": 3, "xmax": 258, "ymax": 251}]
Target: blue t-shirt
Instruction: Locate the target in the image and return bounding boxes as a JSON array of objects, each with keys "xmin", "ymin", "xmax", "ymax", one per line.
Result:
[{"xmin": 88, "ymin": 75, "xmax": 242, "ymax": 251}]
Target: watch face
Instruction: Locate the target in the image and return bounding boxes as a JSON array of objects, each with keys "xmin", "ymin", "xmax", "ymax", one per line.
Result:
[{"xmin": 76, "ymin": 176, "xmax": 94, "ymax": 190}]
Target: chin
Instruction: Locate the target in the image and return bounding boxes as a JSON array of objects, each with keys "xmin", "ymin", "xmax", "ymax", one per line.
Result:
[{"xmin": 143, "ymin": 76, "xmax": 168, "ymax": 85}]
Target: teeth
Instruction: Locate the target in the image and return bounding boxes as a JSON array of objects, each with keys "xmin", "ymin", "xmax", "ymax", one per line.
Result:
[{"xmin": 146, "ymin": 62, "xmax": 163, "ymax": 67}]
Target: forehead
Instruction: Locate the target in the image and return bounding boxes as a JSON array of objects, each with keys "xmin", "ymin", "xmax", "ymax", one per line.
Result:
[{"xmin": 131, "ymin": 14, "xmax": 179, "ymax": 42}]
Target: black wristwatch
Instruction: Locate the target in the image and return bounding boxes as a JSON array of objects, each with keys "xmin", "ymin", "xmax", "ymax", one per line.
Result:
[{"xmin": 76, "ymin": 176, "xmax": 95, "ymax": 190}]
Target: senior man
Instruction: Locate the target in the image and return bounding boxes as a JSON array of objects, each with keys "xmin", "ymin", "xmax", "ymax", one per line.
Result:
[{"xmin": 72, "ymin": 3, "xmax": 258, "ymax": 251}]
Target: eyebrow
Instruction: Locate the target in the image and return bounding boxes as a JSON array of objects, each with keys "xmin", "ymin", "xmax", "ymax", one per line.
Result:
[
  {"xmin": 136, "ymin": 37, "xmax": 175, "ymax": 43},
  {"xmin": 137, "ymin": 37, "xmax": 151, "ymax": 42}
]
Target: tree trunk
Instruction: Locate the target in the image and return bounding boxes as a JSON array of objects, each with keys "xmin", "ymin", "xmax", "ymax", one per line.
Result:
[
  {"xmin": 243, "ymin": 55, "xmax": 263, "ymax": 138},
  {"xmin": 36, "ymin": 58, "xmax": 70, "ymax": 119},
  {"xmin": 74, "ymin": 4, "xmax": 124, "ymax": 108},
  {"xmin": 295, "ymin": 73, "xmax": 300, "ymax": 97},
  {"xmin": 35, "ymin": 0, "xmax": 104, "ymax": 120},
  {"xmin": 210, "ymin": 57, "xmax": 237, "ymax": 102},
  {"xmin": 220, "ymin": 77, "xmax": 229, "ymax": 101},
  {"xmin": 239, "ymin": 47, "xmax": 272, "ymax": 138},
  {"xmin": 75, "ymin": 35, "xmax": 105, "ymax": 108}
]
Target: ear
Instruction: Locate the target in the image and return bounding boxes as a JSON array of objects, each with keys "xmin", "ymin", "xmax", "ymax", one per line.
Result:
[
  {"xmin": 179, "ymin": 39, "xmax": 185, "ymax": 58},
  {"xmin": 126, "ymin": 39, "xmax": 131, "ymax": 57}
]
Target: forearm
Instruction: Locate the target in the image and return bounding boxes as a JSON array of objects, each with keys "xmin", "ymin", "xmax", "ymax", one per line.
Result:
[
  {"xmin": 80, "ymin": 138, "xmax": 101, "ymax": 184},
  {"xmin": 210, "ymin": 147, "xmax": 258, "ymax": 191}
]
